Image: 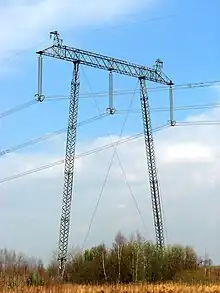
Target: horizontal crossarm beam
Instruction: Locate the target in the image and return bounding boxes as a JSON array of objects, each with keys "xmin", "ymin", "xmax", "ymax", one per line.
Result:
[{"xmin": 37, "ymin": 45, "xmax": 173, "ymax": 85}]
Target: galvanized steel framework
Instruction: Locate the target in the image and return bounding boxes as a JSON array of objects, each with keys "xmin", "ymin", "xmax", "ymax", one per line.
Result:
[{"xmin": 35, "ymin": 31, "xmax": 174, "ymax": 278}]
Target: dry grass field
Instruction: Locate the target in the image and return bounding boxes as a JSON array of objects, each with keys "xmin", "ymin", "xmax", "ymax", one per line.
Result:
[{"xmin": 2, "ymin": 284, "xmax": 220, "ymax": 293}]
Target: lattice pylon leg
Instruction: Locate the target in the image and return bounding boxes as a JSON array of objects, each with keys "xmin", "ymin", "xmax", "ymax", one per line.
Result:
[
  {"xmin": 58, "ymin": 61, "xmax": 80, "ymax": 278},
  {"xmin": 139, "ymin": 77, "xmax": 165, "ymax": 249}
]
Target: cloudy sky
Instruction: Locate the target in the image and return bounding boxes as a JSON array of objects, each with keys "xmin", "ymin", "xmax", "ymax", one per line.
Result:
[{"xmin": 0, "ymin": 0, "xmax": 220, "ymax": 264}]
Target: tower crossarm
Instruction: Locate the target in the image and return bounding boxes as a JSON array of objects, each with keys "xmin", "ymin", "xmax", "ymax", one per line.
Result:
[{"xmin": 37, "ymin": 45, "xmax": 173, "ymax": 85}]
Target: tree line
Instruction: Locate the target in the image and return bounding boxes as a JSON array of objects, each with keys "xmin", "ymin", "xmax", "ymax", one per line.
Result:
[{"xmin": 0, "ymin": 231, "xmax": 213, "ymax": 287}]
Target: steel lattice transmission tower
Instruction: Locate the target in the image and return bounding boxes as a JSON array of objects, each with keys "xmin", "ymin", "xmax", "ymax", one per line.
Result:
[{"xmin": 35, "ymin": 31, "xmax": 174, "ymax": 278}]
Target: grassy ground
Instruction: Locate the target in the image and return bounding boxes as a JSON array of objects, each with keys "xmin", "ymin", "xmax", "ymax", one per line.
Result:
[{"xmin": 2, "ymin": 284, "xmax": 220, "ymax": 293}]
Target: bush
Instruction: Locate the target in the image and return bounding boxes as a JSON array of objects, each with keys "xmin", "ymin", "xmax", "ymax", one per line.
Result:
[{"xmin": 26, "ymin": 271, "xmax": 44, "ymax": 286}]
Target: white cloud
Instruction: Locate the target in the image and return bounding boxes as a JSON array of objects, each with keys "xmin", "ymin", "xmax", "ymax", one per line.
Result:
[
  {"xmin": 1, "ymin": 106, "xmax": 220, "ymax": 264},
  {"xmin": 0, "ymin": 0, "xmax": 149, "ymax": 62},
  {"xmin": 212, "ymin": 84, "xmax": 220, "ymax": 92},
  {"xmin": 162, "ymin": 142, "xmax": 214, "ymax": 163}
]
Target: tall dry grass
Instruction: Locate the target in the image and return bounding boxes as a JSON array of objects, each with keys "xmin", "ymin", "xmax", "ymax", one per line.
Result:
[{"xmin": 2, "ymin": 284, "xmax": 220, "ymax": 293}]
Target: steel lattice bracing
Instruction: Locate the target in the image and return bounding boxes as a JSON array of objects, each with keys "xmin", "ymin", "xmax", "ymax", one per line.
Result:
[
  {"xmin": 36, "ymin": 31, "xmax": 173, "ymax": 278},
  {"xmin": 58, "ymin": 61, "xmax": 80, "ymax": 277},
  {"xmin": 140, "ymin": 77, "xmax": 164, "ymax": 248},
  {"xmin": 37, "ymin": 33, "xmax": 173, "ymax": 86}
]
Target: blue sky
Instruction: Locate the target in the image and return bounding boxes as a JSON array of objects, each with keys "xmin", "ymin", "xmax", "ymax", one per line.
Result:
[
  {"xmin": 0, "ymin": 0, "xmax": 220, "ymax": 264},
  {"xmin": 0, "ymin": 0, "xmax": 219, "ymax": 146}
]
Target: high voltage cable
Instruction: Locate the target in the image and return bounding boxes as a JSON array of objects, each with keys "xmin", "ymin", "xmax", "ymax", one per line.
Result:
[
  {"xmin": 45, "ymin": 80, "xmax": 220, "ymax": 101},
  {"xmin": 176, "ymin": 121, "xmax": 220, "ymax": 126},
  {"xmin": 0, "ymin": 15, "xmax": 173, "ymax": 66},
  {"xmin": 0, "ymin": 39, "xmax": 49, "ymax": 66},
  {"xmin": 89, "ymin": 14, "xmax": 176, "ymax": 32},
  {"xmin": 115, "ymin": 102, "xmax": 220, "ymax": 114},
  {"xmin": 2, "ymin": 98, "xmax": 219, "ymax": 123},
  {"xmin": 3, "ymin": 118, "xmax": 209, "ymax": 187},
  {"xmin": 0, "ymin": 39, "xmax": 50, "ymax": 119},
  {"xmin": 0, "ymin": 100, "xmax": 37, "ymax": 119},
  {"xmin": 0, "ymin": 132, "xmax": 145, "ymax": 185},
  {"xmin": 0, "ymin": 113, "xmax": 107, "ymax": 157},
  {"xmin": 1, "ymin": 79, "xmax": 220, "ymax": 120},
  {"xmin": 0, "ymin": 119, "xmax": 218, "ymax": 191},
  {"xmin": 0, "ymin": 124, "xmax": 168, "ymax": 185}
]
